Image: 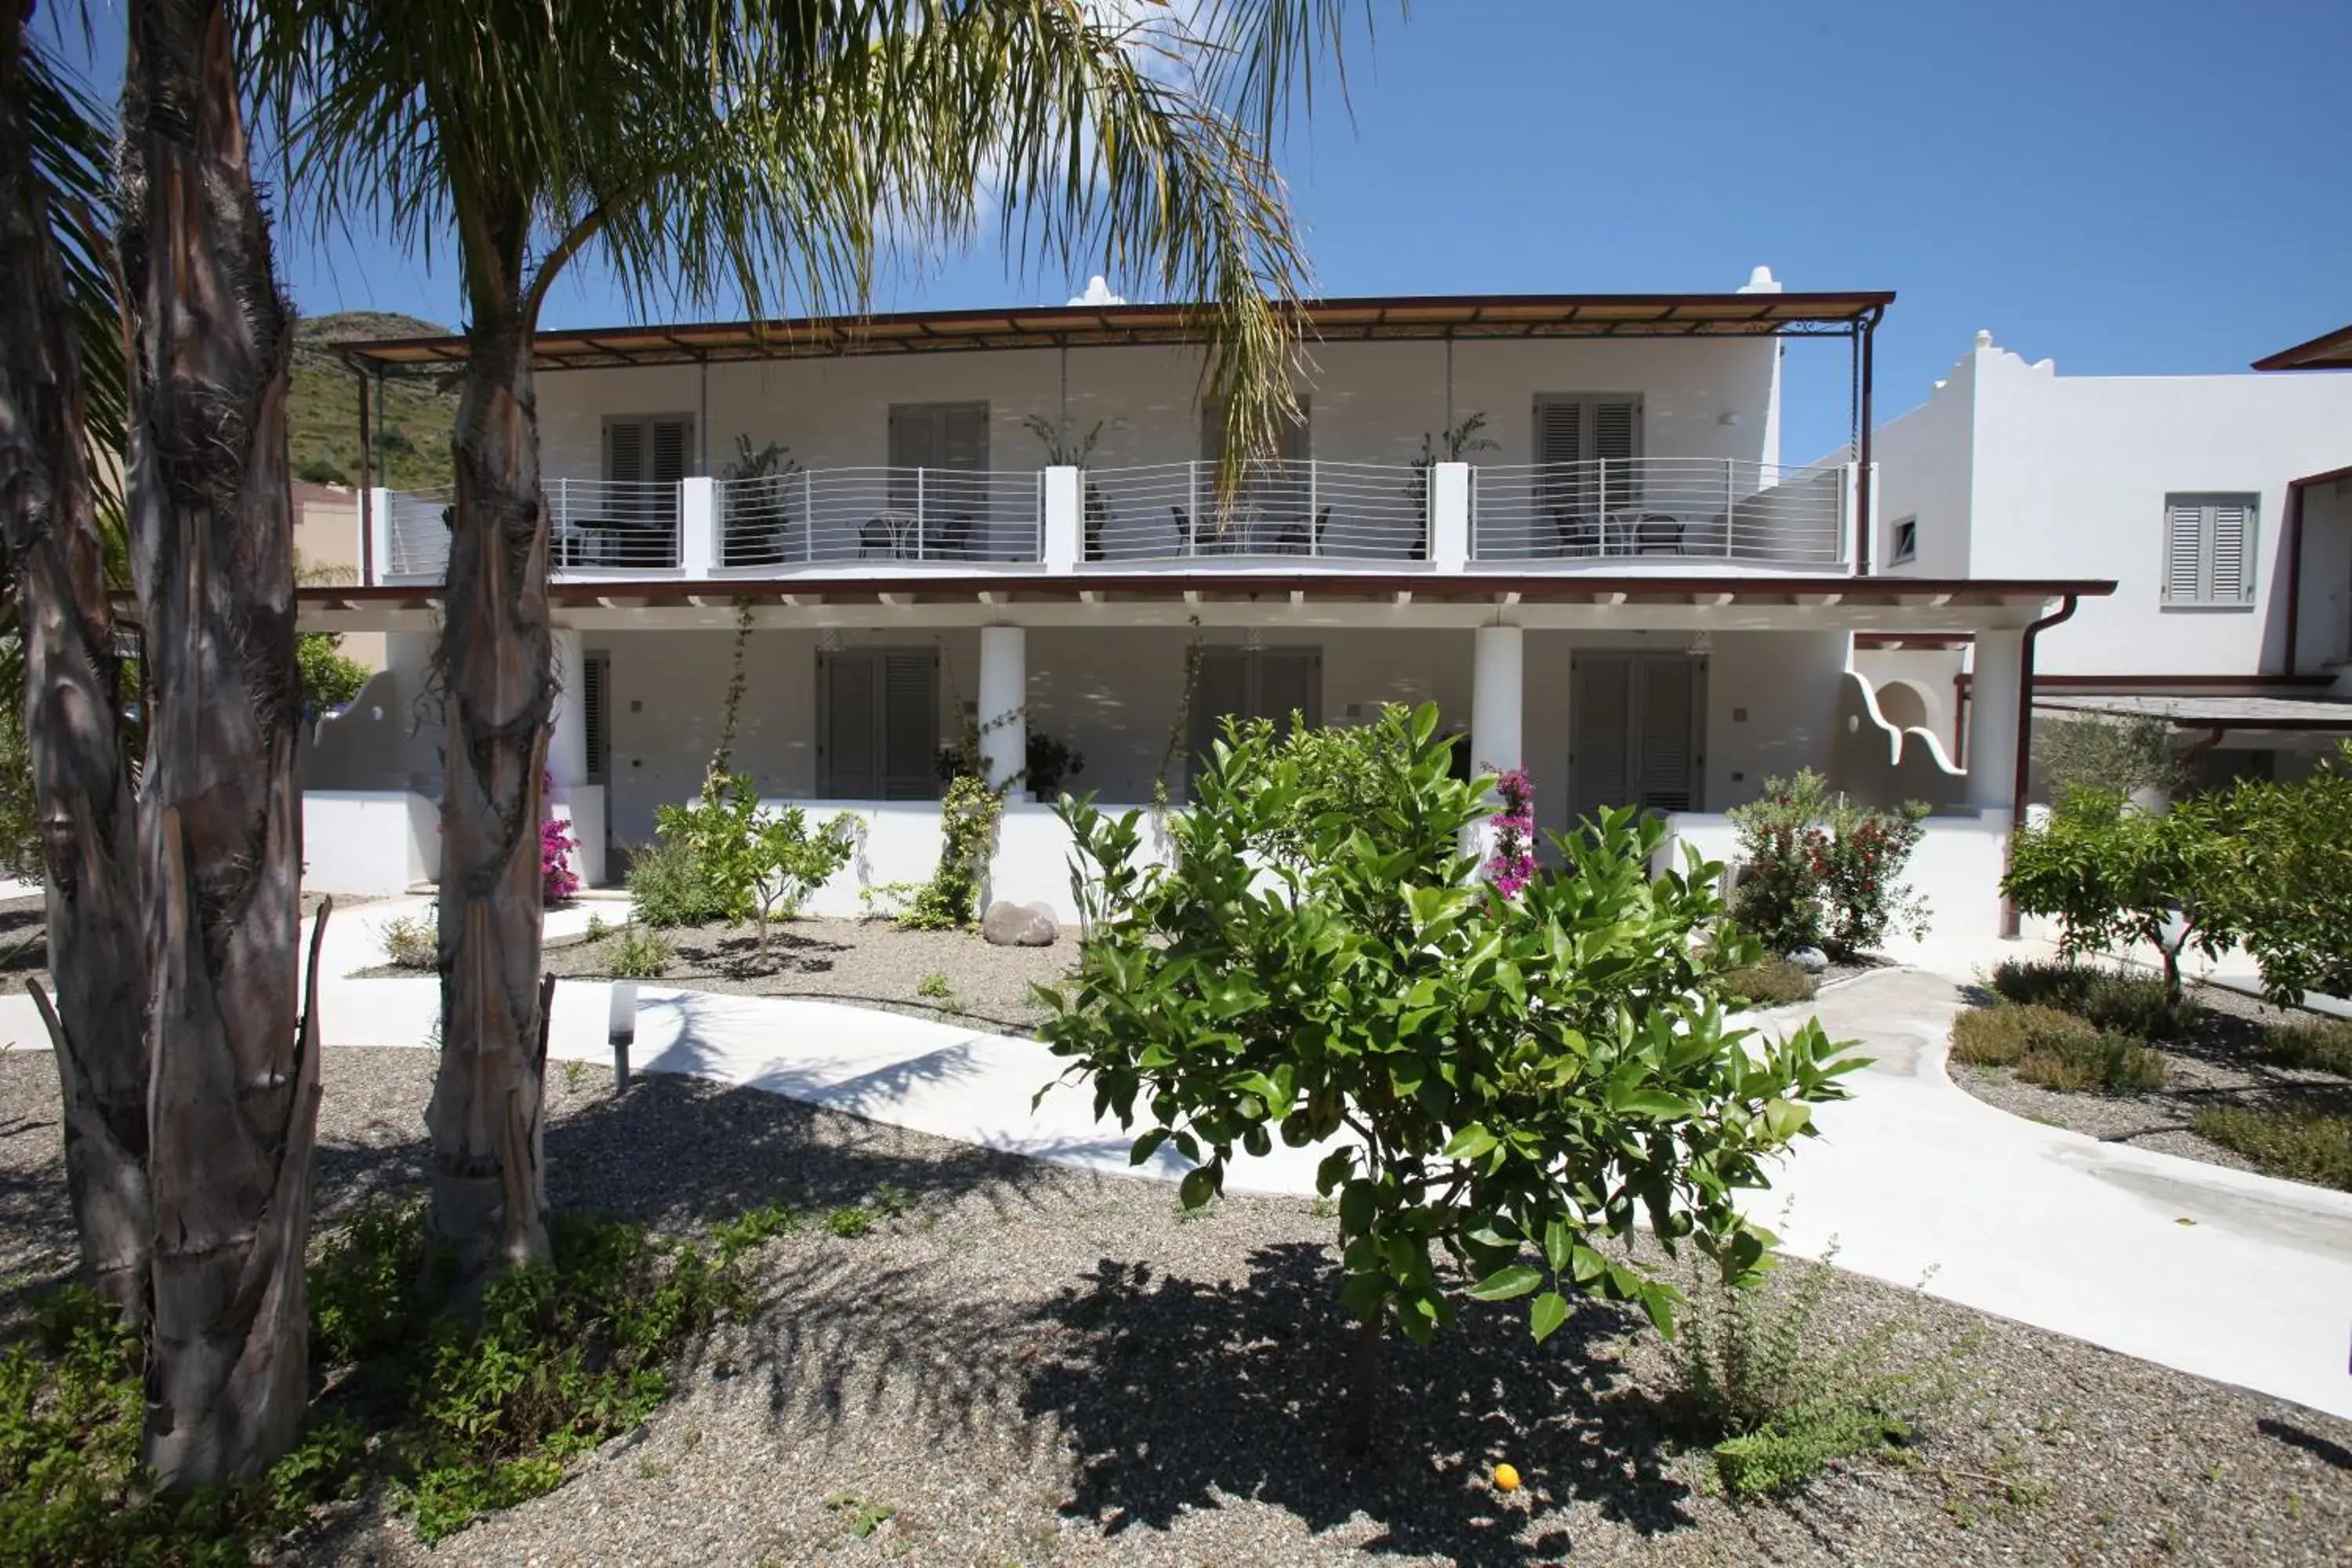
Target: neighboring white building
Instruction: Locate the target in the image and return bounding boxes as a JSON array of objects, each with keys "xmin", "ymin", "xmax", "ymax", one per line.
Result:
[
  {"xmin": 1861, "ymin": 327, "xmax": 2352, "ymax": 793},
  {"xmin": 298, "ymin": 281, "xmax": 2110, "ymax": 941}
]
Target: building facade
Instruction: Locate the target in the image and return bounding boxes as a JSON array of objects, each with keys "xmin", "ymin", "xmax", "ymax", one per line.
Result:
[{"xmin": 299, "ymin": 285, "xmax": 2109, "ymax": 940}]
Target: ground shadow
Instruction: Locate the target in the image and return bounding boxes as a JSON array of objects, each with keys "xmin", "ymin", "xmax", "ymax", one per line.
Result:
[{"xmin": 1018, "ymin": 1241, "xmax": 1692, "ymax": 1562}]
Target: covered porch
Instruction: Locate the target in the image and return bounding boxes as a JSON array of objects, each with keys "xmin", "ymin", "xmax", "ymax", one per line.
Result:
[{"xmin": 297, "ymin": 573, "xmax": 2110, "ymax": 937}]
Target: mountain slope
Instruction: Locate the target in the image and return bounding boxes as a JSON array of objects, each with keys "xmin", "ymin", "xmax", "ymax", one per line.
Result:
[{"xmin": 289, "ymin": 310, "xmax": 459, "ymax": 492}]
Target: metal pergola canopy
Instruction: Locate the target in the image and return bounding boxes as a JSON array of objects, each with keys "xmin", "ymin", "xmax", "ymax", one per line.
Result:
[{"xmin": 335, "ymin": 290, "xmax": 1897, "ymax": 374}]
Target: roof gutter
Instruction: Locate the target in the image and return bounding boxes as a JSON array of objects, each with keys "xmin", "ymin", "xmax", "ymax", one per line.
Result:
[{"xmin": 2002, "ymin": 593, "xmax": 2081, "ymax": 939}]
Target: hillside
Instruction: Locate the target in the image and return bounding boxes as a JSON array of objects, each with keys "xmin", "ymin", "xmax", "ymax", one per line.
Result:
[{"xmin": 289, "ymin": 310, "xmax": 460, "ymax": 492}]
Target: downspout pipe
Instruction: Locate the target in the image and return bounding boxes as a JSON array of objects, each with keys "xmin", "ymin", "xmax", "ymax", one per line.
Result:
[{"xmin": 2001, "ymin": 593, "xmax": 2080, "ymax": 938}]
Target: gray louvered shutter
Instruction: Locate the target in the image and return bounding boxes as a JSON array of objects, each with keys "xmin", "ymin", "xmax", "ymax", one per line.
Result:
[
  {"xmin": 821, "ymin": 651, "xmax": 878, "ymax": 798},
  {"xmin": 1187, "ymin": 648, "xmax": 1251, "ymax": 796},
  {"xmin": 2209, "ymin": 499, "xmax": 2252, "ymax": 602},
  {"xmin": 1536, "ymin": 398, "xmax": 1582, "ymax": 466},
  {"xmin": 581, "ymin": 652, "xmax": 609, "ymax": 785},
  {"xmin": 650, "ymin": 419, "xmax": 691, "ymax": 483},
  {"xmin": 1595, "ymin": 399, "xmax": 1639, "ymax": 510},
  {"xmin": 1636, "ymin": 657, "xmax": 1698, "ymax": 811},
  {"xmin": 880, "ymin": 649, "xmax": 940, "ymax": 800},
  {"xmin": 1570, "ymin": 654, "xmax": 1632, "ymax": 827},
  {"xmin": 605, "ymin": 420, "xmax": 645, "ymax": 482},
  {"xmin": 2162, "ymin": 499, "xmax": 2205, "ymax": 601},
  {"xmin": 1256, "ymin": 647, "xmax": 1322, "ymax": 739}
]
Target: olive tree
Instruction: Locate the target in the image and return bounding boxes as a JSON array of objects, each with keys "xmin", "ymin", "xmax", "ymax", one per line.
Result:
[
  {"xmin": 1036, "ymin": 704, "xmax": 1858, "ymax": 1450},
  {"xmin": 2002, "ymin": 789, "xmax": 2235, "ymax": 1007}
]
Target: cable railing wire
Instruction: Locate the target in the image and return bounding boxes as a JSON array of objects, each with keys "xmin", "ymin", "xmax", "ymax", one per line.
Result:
[{"xmin": 717, "ymin": 468, "xmax": 1043, "ymax": 566}]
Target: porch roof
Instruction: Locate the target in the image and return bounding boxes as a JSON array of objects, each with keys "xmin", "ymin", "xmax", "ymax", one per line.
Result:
[
  {"xmin": 295, "ymin": 572, "xmax": 2111, "ymax": 634},
  {"xmin": 2036, "ymin": 692, "xmax": 2352, "ymax": 732},
  {"xmin": 334, "ymin": 290, "xmax": 1896, "ymax": 374},
  {"xmin": 2252, "ymin": 321, "xmax": 2352, "ymax": 372}
]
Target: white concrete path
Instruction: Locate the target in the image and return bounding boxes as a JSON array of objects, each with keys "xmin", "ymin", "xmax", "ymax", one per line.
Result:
[{"xmin": 2, "ymin": 895, "xmax": 2347, "ymax": 1424}]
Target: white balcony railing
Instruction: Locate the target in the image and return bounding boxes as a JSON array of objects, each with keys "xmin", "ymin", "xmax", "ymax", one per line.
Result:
[
  {"xmin": 716, "ymin": 467, "xmax": 1043, "ymax": 566},
  {"xmin": 1470, "ymin": 458, "xmax": 1848, "ymax": 567},
  {"xmin": 1082, "ymin": 460, "xmax": 1432, "ymax": 563},
  {"xmin": 552, "ymin": 477, "xmax": 681, "ymax": 569},
  {"xmin": 381, "ymin": 485, "xmax": 456, "ymax": 579}
]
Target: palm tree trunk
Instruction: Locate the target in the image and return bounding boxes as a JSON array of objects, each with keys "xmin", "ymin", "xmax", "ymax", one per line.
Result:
[
  {"xmin": 121, "ymin": 0, "xmax": 316, "ymax": 1489},
  {"xmin": 0, "ymin": 2, "xmax": 150, "ymax": 1323},
  {"xmin": 426, "ymin": 292, "xmax": 557, "ymax": 1285}
]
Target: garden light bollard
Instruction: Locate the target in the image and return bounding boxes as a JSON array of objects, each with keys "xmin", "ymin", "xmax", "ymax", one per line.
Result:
[{"xmin": 609, "ymin": 979, "xmax": 639, "ymax": 1093}]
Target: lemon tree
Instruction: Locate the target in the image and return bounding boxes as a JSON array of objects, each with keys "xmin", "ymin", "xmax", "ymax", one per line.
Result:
[{"xmin": 1036, "ymin": 703, "xmax": 1858, "ymax": 1450}]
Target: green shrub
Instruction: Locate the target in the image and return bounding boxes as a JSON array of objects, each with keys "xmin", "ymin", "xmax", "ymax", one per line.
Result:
[
  {"xmin": 1950, "ymin": 1004, "xmax": 2094, "ymax": 1069},
  {"xmin": 1989, "ymin": 960, "xmax": 2191, "ymax": 1040},
  {"xmin": 1727, "ymin": 770, "xmax": 1929, "ymax": 960},
  {"xmin": 297, "ymin": 631, "xmax": 372, "ymax": 713},
  {"xmin": 1717, "ymin": 960, "xmax": 1818, "ymax": 1010},
  {"xmin": 626, "ymin": 835, "xmax": 728, "ymax": 928},
  {"xmin": 2191, "ymin": 1106, "xmax": 2352, "ymax": 1192},
  {"xmin": 605, "ymin": 924, "xmax": 675, "ymax": 980},
  {"xmin": 380, "ymin": 908, "xmax": 437, "ymax": 970},
  {"xmin": 2258, "ymin": 1020, "xmax": 2352, "ymax": 1079},
  {"xmin": 2015, "ymin": 1033, "xmax": 2169, "ymax": 1096},
  {"xmin": 1668, "ymin": 1246, "xmax": 1969, "ymax": 1497},
  {"xmin": 824, "ymin": 1206, "xmax": 876, "ymax": 1238},
  {"xmin": 1041, "ymin": 702, "xmax": 1857, "ymax": 1446}
]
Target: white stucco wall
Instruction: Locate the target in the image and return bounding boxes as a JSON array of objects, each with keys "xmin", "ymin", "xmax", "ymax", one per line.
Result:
[
  {"xmin": 1873, "ymin": 333, "xmax": 2352, "ymax": 677},
  {"xmin": 1662, "ymin": 809, "xmax": 2011, "ymax": 946},
  {"xmin": 303, "ymin": 791, "xmax": 439, "ymax": 894},
  {"xmin": 2298, "ymin": 477, "xmax": 2352, "ymax": 669},
  {"xmin": 531, "ymin": 336, "xmax": 1781, "ymax": 485}
]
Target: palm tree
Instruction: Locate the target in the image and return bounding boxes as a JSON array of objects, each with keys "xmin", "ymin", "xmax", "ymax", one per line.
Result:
[
  {"xmin": 263, "ymin": 0, "xmax": 1368, "ymax": 1288},
  {"xmin": 121, "ymin": 0, "xmax": 321, "ymax": 1488},
  {"xmin": 0, "ymin": 2, "xmax": 148, "ymax": 1324}
]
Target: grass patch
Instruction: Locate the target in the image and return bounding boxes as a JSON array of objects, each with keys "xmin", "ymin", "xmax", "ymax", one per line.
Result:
[
  {"xmin": 1718, "ymin": 960, "xmax": 1817, "ymax": 1009},
  {"xmin": 1988, "ymin": 960, "xmax": 2190, "ymax": 1040},
  {"xmin": 379, "ymin": 909, "xmax": 437, "ymax": 971},
  {"xmin": 2256, "ymin": 1019, "xmax": 2352, "ymax": 1079},
  {"xmin": 2192, "ymin": 1106, "xmax": 2352, "ymax": 1192},
  {"xmin": 1950, "ymin": 1004, "xmax": 2091, "ymax": 1068},
  {"xmin": 1665, "ymin": 1246, "xmax": 1972, "ymax": 1498}
]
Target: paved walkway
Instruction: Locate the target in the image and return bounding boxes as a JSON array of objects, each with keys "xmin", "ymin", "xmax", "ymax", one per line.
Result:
[{"xmin": 2, "ymin": 895, "xmax": 2347, "ymax": 1422}]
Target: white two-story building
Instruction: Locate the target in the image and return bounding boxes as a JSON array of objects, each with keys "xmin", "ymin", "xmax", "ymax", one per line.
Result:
[
  {"xmin": 296, "ymin": 279, "xmax": 2111, "ymax": 941},
  {"xmin": 1860, "ymin": 325, "xmax": 2352, "ymax": 795}
]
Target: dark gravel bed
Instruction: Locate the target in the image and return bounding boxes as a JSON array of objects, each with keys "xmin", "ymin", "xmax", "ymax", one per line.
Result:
[
  {"xmin": 4, "ymin": 1047, "xmax": 2350, "ymax": 1565},
  {"xmin": 1947, "ymin": 981, "xmax": 2352, "ymax": 1184},
  {"xmin": 534, "ymin": 914, "xmax": 1079, "ymax": 1033}
]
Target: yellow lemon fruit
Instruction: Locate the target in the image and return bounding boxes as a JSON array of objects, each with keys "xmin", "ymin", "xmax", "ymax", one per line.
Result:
[{"xmin": 1493, "ymin": 1462, "xmax": 1521, "ymax": 1492}]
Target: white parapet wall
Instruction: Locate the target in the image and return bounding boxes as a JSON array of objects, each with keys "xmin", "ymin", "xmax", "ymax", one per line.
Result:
[
  {"xmin": 304, "ymin": 790, "xmax": 441, "ymax": 895},
  {"xmin": 775, "ymin": 796, "xmax": 1174, "ymax": 923}
]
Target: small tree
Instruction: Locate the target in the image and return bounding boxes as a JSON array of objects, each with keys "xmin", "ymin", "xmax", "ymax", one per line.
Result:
[
  {"xmin": 2205, "ymin": 744, "xmax": 2352, "ymax": 1004},
  {"xmin": 1037, "ymin": 704, "xmax": 1857, "ymax": 1450},
  {"xmin": 296, "ymin": 631, "xmax": 371, "ymax": 713},
  {"xmin": 1727, "ymin": 771, "xmax": 1928, "ymax": 960},
  {"xmin": 2034, "ymin": 714, "xmax": 2183, "ymax": 808},
  {"xmin": 652, "ymin": 771, "xmax": 854, "ymax": 958},
  {"xmin": 2002, "ymin": 790, "xmax": 2234, "ymax": 1007}
]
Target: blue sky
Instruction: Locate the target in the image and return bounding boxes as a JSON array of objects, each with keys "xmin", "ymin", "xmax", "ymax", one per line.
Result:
[{"xmin": 49, "ymin": 0, "xmax": 2352, "ymax": 459}]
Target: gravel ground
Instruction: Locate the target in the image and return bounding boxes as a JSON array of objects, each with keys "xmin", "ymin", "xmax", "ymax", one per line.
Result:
[
  {"xmin": 531, "ymin": 915, "xmax": 1079, "ymax": 1033},
  {"xmin": 1947, "ymin": 982, "xmax": 2351, "ymax": 1182},
  {"xmin": 0, "ymin": 891, "xmax": 371, "ymax": 997},
  {"xmin": 5, "ymin": 1047, "xmax": 2350, "ymax": 1566}
]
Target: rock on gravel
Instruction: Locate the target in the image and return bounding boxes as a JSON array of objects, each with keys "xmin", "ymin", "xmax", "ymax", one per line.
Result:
[
  {"xmin": 982, "ymin": 900, "xmax": 1061, "ymax": 948},
  {"xmin": 5, "ymin": 1045, "xmax": 2352, "ymax": 1566}
]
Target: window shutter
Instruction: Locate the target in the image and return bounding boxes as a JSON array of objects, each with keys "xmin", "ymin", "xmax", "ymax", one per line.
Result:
[
  {"xmin": 879, "ymin": 649, "xmax": 940, "ymax": 800},
  {"xmin": 2162, "ymin": 499, "xmax": 2205, "ymax": 601},
  {"xmin": 1255, "ymin": 647, "xmax": 1322, "ymax": 739},
  {"xmin": 605, "ymin": 420, "xmax": 645, "ymax": 483},
  {"xmin": 650, "ymin": 419, "xmax": 691, "ymax": 483},
  {"xmin": 2208, "ymin": 500, "xmax": 2252, "ymax": 602},
  {"xmin": 822, "ymin": 652, "xmax": 879, "ymax": 798},
  {"xmin": 1570, "ymin": 654, "xmax": 1631, "ymax": 828},
  {"xmin": 1592, "ymin": 401, "xmax": 1638, "ymax": 463},
  {"xmin": 1635, "ymin": 657, "xmax": 1697, "ymax": 811},
  {"xmin": 1535, "ymin": 399, "xmax": 1582, "ymax": 466},
  {"xmin": 939, "ymin": 405, "xmax": 989, "ymax": 471},
  {"xmin": 581, "ymin": 652, "xmax": 610, "ymax": 785}
]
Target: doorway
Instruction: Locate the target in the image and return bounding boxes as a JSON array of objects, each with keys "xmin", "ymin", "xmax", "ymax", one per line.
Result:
[{"xmin": 1568, "ymin": 652, "xmax": 1706, "ymax": 826}]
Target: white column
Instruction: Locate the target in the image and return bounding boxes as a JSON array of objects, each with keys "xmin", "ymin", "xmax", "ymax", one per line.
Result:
[
  {"xmin": 978, "ymin": 626, "xmax": 1028, "ymax": 796},
  {"xmin": 1431, "ymin": 461, "xmax": 1472, "ymax": 572},
  {"xmin": 680, "ymin": 477, "xmax": 717, "ymax": 575},
  {"xmin": 1041, "ymin": 466, "xmax": 1082, "ymax": 572},
  {"xmin": 1469, "ymin": 624, "xmax": 1526, "ymax": 869},
  {"xmin": 368, "ymin": 487, "xmax": 397, "ymax": 583},
  {"xmin": 1967, "ymin": 628, "xmax": 2024, "ymax": 813},
  {"xmin": 546, "ymin": 629, "xmax": 605, "ymax": 887}
]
